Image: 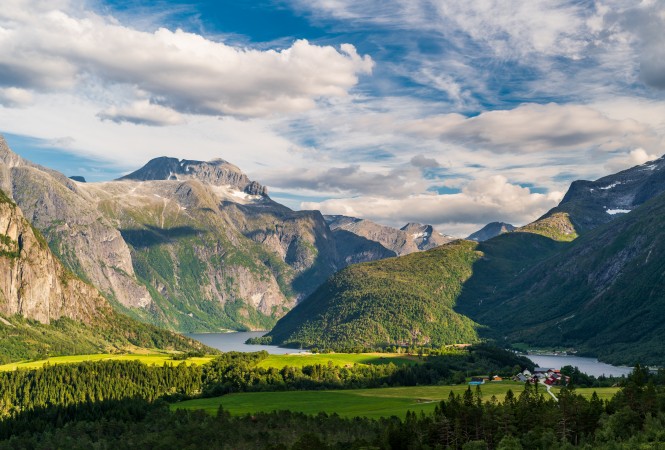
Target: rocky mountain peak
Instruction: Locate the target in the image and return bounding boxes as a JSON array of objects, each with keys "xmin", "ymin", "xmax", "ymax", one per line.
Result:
[
  {"xmin": 467, "ymin": 222, "xmax": 516, "ymax": 242},
  {"xmin": 0, "ymin": 136, "xmax": 22, "ymax": 168},
  {"xmin": 118, "ymin": 156, "xmax": 268, "ymax": 196},
  {"xmin": 544, "ymin": 154, "xmax": 665, "ymax": 232}
]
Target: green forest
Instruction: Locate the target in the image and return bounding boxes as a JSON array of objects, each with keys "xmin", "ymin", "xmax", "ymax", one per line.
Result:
[{"xmin": 1, "ymin": 348, "xmax": 665, "ymax": 449}]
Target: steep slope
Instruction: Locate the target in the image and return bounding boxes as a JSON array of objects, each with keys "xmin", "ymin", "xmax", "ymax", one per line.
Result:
[
  {"xmin": 0, "ymin": 137, "xmax": 391, "ymax": 332},
  {"xmin": 0, "ymin": 189, "xmax": 209, "ymax": 363},
  {"xmin": 542, "ymin": 155, "xmax": 665, "ymax": 233},
  {"xmin": 400, "ymin": 222, "xmax": 455, "ymax": 250},
  {"xmin": 466, "ymin": 191, "xmax": 665, "ymax": 365},
  {"xmin": 467, "ymin": 222, "xmax": 516, "ymax": 242},
  {"xmin": 268, "ymin": 229, "xmax": 566, "ymax": 350},
  {"xmin": 267, "ymin": 240, "xmax": 483, "ymax": 349},
  {"xmin": 325, "ymin": 215, "xmax": 453, "ymax": 255},
  {"xmin": 119, "ymin": 156, "xmax": 268, "ymax": 196},
  {"xmin": 0, "ymin": 138, "xmax": 153, "ymax": 311}
]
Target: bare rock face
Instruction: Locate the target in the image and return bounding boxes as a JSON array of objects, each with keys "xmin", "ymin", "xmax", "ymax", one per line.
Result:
[
  {"xmin": 0, "ymin": 138, "xmax": 153, "ymax": 311},
  {"xmin": 119, "ymin": 156, "xmax": 269, "ymax": 196},
  {"xmin": 545, "ymin": 155, "xmax": 665, "ymax": 232},
  {"xmin": 400, "ymin": 223, "xmax": 455, "ymax": 250},
  {"xmin": 0, "ymin": 192, "xmax": 108, "ymax": 324},
  {"xmin": 466, "ymin": 222, "xmax": 516, "ymax": 242},
  {"xmin": 0, "ymin": 136, "xmax": 393, "ymax": 332},
  {"xmin": 326, "ymin": 215, "xmax": 453, "ymax": 256}
]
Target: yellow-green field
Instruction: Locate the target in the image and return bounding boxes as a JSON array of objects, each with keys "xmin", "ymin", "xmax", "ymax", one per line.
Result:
[
  {"xmin": 0, "ymin": 353, "xmax": 215, "ymax": 371},
  {"xmin": 0, "ymin": 352, "xmax": 417, "ymax": 372},
  {"xmin": 256, "ymin": 353, "xmax": 419, "ymax": 369},
  {"xmin": 172, "ymin": 383, "xmax": 619, "ymax": 419}
]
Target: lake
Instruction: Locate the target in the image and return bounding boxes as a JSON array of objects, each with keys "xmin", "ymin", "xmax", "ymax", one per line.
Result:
[
  {"xmin": 186, "ymin": 331, "xmax": 307, "ymax": 355},
  {"xmin": 527, "ymin": 354, "xmax": 633, "ymax": 377}
]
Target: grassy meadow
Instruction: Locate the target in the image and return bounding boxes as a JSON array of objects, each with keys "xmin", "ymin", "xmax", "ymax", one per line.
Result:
[
  {"xmin": 172, "ymin": 383, "xmax": 620, "ymax": 419},
  {"xmin": 256, "ymin": 352, "xmax": 419, "ymax": 369},
  {"xmin": 0, "ymin": 353, "xmax": 215, "ymax": 371},
  {"xmin": 0, "ymin": 351, "xmax": 417, "ymax": 372}
]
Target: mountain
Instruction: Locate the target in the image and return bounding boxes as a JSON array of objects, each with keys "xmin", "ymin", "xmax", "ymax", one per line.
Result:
[
  {"xmin": 270, "ymin": 157, "xmax": 665, "ymax": 364},
  {"xmin": 267, "ymin": 230, "xmax": 565, "ymax": 350},
  {"xmin": 119, "ymin": 156, "xmax": 268, "ymax": 196},
  {"xmin": 266, "ymin": 240, "xmax": 483, "ymax": 350},
  {"xmin": 325, "ymin": 215, "xmax": 454, "ymax": 256},
  {"xmin": 467, "ymin": 222, "xmax": 516, "ymax": 242},
  {"xmin": 0, "ymin": 137, "xmax": 391, "ymax": 333},
  {"xmin": 541, "ymin": 155, "xmax": 665, "ymax": 233},
  {"xmin": 400, "ymin": 222, "xmax": 455, "ymax": 250},
  {"xmin": 0, "ymin": 189, "xmax": 209, "ymax": 363},
  {"xmin": 461, "ymin": 190, "xmax": 665, "ymax": 365}
]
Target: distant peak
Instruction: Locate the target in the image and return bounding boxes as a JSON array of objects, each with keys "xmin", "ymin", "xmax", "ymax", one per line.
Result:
[
  {"xmin": 467, "ymin": 222, "xmax": 516, "ymax": 242},
  {"xmin": 117, "ymin": 156, "xmax": 267, "ymax": 196}
]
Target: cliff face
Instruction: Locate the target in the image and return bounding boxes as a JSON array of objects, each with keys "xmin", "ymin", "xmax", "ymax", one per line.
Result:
[
  {"xmin": 326, "ymin": 216, "xmax": 453, "ymax": 256},
  {"xmin": 0, "ymin": 191, "xmax": 108, "ymax": 324},
  {"xmin": 0, "ymin": 137, "xmax": 392, "ymax": 332},
  {"xmin": 0, "ymin": 138, "xmax": 153, "ymax": 311}
]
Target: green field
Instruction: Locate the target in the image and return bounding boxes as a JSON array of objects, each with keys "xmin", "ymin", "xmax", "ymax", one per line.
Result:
[
  {"xmin": 172, "ymin": 383, "xmax": 618, "ymax": 419},
  {"xmin": 256, "ymin": 353, "xmax": 419, "ymax": 369},
  {"xmin": 0, "ymin": 353, "xmax": 215, "ymax": 371},
  {"xmin": 0, "ymin": 352, "xmax": 416, "ymax": 372}
]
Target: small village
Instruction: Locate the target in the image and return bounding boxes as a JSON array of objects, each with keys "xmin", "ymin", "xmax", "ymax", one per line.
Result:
[{"xmin": 469, "ymin": 367, "xmax": 570, "ymax": 387}]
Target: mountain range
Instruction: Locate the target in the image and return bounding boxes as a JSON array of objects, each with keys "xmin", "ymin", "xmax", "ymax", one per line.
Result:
[
  {"xmin": 268, "ymin": 156, "xmax": 665, "ymax": 365},
  {"xmin": 0, "ymin": 136, "xmax": 451, "ymax": 334},
  {"xmin": 0, "ymin": 188, "xmax": 208, "ymax": 363},
  {"xmin": 4, "ymin": 131, "xmax": 664, "ymax": 365}
]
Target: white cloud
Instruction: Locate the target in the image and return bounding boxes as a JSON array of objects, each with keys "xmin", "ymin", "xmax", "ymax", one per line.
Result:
[
  {"xmin": 0, "ymin": 92, "xmax": 303, "ymax": 171},
  {"xmin": 303, "ymin": 176, "xmax": 563, "ymax": 236},
  {"xmin": 98, "ymin": 100, "xmax": 185, "ymax": 126},
  {"xmin": 620, "ymin": 1, "xmax": 665, "ymax": 89},
  {"xmin": 404, "ymin": 103, "xmax": 660, "ymax": 154},
  {"xmin": 604, "ymin": 148, "xmax": 660, "ymax": 173},
  {"xmin": 0, "ymin": 87, "xmax": 33, "ymax": 107},
  {"xmin": 259, "ymin": 163, "xmax": 429, "ymax": 198},
  {"xmin": 0, "ymin": 0, "xmax": 373, "ymax": 119}
]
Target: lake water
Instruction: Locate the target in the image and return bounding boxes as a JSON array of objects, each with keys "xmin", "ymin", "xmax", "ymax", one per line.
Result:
[
  {"xmin": 186, "ymin": 331, "xmax": 307, "ymax": 355},
  {"xmin": 527, "ymin": 354, "xmax": 633, "ymax": 377}
]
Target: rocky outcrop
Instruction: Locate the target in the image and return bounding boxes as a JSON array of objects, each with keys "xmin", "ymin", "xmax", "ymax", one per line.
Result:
[
  {"xmin": 119, "ymin": 156, "xmax": 269, "ymax": 196},
  {"xmin": 544, "ymin": 155, "xmax": 665, "ymax": 232},
  {"xmin": 400, "ymin": 223, "xmax": 454, "ymax": 250},
  {"xmin": 0, "ymin": 139, "xmax": 153, "ymax": 311},
  {"xmin": 467, "ymin": 222, "xmax": 516, "ymax": 242},
  {"xmin": 0, "ymin": 191, "xmax": 108, "ymax": 324},
  {"xmin": 326, "ymin": 215, "xmax": 453, "ymax": 255},
  {"xmin": 0, "ymin": 137, "xmax": 395, "ymax": 332}
]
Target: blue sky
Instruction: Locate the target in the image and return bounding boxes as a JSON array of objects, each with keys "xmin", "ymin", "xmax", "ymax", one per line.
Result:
[{"xmin": 1, "ymin": 0, "xmax": 664, "ymax": 235}]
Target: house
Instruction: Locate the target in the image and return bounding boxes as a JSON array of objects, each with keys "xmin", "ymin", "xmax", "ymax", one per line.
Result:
[
  {"xmin": 492, "ymin": 375, "xmax": 503, "ymax": 382},
  {"xmin": 514, "ymin": 373, "xmax": 528, "ymax": 382},
  {"xmin": 533, "ymin": 368, "xmax": 553, "ymax": 379},
  {"xmin": 469, "ymin": 377, "xmax": 485, "ymax": 385}
]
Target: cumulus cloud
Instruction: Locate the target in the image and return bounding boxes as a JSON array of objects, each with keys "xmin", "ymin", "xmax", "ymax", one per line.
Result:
[
  {"xmin": 98, "ymin": 100, "xmax": 185, "ymax": 126},
  {"xmin": 0, "ymin": 0, "xmax": 373, "ymax": 120},
  {"xmin": 302, "ymin": 175, "xmax": 563, "ymax": 235},
  {"xmin": 259, "ymin": 164, "xmax": 428, "ymax": 198},
  {"xmin": 410, "ymin": 154, "xmax": 440, "ymax": 169},
  {"xmin": 604, "ymin": 148, "xmax": 660, "ymax": 173},
  {"xmin": 621, "ymin": 1, "xmax": 665, "ymax": 89},
  {"xmin": 404, "ymin": 103, "xmax": 659, "ymax": 154},
  {"xmin": 0, "ymin": 87, "xmax": 33, "ymax": 107}
]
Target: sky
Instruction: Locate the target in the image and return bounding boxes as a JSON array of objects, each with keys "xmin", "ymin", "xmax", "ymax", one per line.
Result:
[{"xmin": 1, "ymin": 0, "xmax": 664, "ymax": 236}]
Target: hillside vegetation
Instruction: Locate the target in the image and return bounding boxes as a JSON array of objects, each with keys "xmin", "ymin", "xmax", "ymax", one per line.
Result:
[
  {"xmin": 268, "ymin": 240, "xmax": 484, "ymax": 349},
  {"xmin": 468, "ymin": 191, "xmax": 665, "ymax": 365},
  {"xmin": 269, "ymin": 230, "xmax": 567, "ymax": 351}
]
